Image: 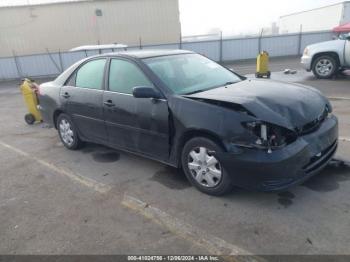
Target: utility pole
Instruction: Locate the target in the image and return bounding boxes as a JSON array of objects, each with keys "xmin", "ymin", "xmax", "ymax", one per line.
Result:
[
  {"xmin": 258, "ymin": 28, "xmax": 264, "ymax": 53},
  {"xmin": 298, "ymin": 24, "xmax": 303, "ymax": 55},
  {"xmin": 219, "ymin": 31, "xmax": 223, "ymax": 62}
]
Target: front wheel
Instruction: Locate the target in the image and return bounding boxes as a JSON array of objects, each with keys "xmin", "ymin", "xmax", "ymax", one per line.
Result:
[
  {"xmin": 181, "ymin": 137, "xmax": 234, "ymax": 196},
  {"xmin": 57, "ymin": 113, "xmax": 83, "ymax": 150},
  {"xmin": 312, "ymin": 55, "xmax": 338, "ymax": 79}
]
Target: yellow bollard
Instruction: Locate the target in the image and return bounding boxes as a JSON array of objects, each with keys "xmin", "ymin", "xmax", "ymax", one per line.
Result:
[
  {"xmin": 20, "ymin": 78, "xmax": 42, "ymax": 125},
  {"xmin": 255, "ymin": 51, "xmax": 271, "ymax": 78}
]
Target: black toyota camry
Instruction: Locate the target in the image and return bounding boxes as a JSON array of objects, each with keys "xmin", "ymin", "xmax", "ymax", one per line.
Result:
[{"xmin": 38, "ymin": 50, "xmax": 338, "ymax": 195}]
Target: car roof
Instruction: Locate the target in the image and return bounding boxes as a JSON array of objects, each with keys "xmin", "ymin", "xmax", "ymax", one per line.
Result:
[
  {"xmin": 53, "ymin": 49, "xmax": 194, "ymax": 86},
  {"xmin": 98, "ymin": 49, "xmax": 194, "ymax": 59}
]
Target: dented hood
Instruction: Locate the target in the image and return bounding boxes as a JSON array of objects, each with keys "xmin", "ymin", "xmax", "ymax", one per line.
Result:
[{"xmin": 185, "ymin": 79, "xmax": 329, "ymax": 129}]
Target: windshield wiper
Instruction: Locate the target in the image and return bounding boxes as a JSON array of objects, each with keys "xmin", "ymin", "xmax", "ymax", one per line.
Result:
[
  {"xmin": 224, "ymin": 81, "xmax": 237, "ymax": 86},
  {"xmin": 184, "ymin": 89, "xmax": 206, "ymax": 95},
  {"xmin": 183, "ymin": 81, "xmax": 239, "ymax": 95}
]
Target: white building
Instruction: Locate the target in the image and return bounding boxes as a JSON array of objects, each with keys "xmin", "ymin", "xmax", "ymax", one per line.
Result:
[
  {"xmin": 262, "ymin": 22, "xmax": 279, "ymax": 36},
  {"xmin": 0, "ymin": 0, "xmax": 181, "ymax": 56},
  {"xmin": 278, "ymin": 1, "xmax": 350, "ymax": 34}
]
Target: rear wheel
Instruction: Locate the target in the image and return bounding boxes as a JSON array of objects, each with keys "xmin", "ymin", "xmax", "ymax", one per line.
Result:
[
  {"xmin": 181, "ymin": 137, "xmax": 234, "ymax": 196},
  {"xmin": 312, "ymin": 55, "xmax": 338, "ymax": 79},
  {"xmin": 57, "ymin": 113, "xmax": 83, "ymax": 150}
]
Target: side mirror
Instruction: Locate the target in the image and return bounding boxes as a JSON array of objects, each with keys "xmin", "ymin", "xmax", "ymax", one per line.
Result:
[
  {"xmin": 345, "ymin": 33, "xmax": 350, "ymax": 40},
  {"xmin": 132, "ymin": 86, "xmax": 162, "ymax": 99}
]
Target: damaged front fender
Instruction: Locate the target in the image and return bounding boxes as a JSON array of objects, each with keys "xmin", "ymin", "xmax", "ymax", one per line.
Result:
[{"xmin": 167, "ymin": 95, "xmax": 261, "ymax": 166}]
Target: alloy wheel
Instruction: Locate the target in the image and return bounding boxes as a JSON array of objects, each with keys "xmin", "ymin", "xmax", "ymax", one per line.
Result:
[{"xmin": 315, "ymin": 58, "xmax": 334, "ymax": 77}]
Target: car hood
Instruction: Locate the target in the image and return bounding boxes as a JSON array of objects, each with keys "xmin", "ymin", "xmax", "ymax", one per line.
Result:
[
  {"xmin": 307, "ymin": 39, "xmax": 345, "ymax": 53},
  {"xmin": 184, "ymin": 79, "xmax": 329, "ymax": 130}
]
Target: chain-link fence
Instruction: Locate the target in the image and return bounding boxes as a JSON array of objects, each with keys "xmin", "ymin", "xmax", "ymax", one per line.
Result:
[{"xmin": 0, "ymin": 30, "xmax": 333, "ymax": 80}]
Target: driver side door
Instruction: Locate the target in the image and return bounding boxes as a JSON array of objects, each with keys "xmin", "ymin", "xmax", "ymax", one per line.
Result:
[{"xmin": 103, "ymin": 58, "xmax": 170, "ymax": 161}]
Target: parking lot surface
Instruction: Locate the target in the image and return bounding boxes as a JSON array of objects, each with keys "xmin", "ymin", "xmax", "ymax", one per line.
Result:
[{"xmin": 1, "ymin": 57, "xmax": 350, "ymax": 256}]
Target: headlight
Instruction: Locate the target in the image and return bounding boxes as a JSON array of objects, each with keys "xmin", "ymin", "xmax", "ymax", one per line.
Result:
[
  {"xmin": 325, "ymin": 104, "xmax": 333, "ymax": 118},
  {"xmin": 303, "ymin": 47, "xmax": 309, "ymax": 56},
  {"xmin": 241, "ymin": 121, "xmax": 297, "ymax": 153}
]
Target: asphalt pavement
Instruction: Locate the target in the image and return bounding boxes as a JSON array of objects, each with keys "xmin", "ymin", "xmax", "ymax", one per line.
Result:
[{"xmin": 0, "ymin": 57, "xmax": 350, "ymax": 256}]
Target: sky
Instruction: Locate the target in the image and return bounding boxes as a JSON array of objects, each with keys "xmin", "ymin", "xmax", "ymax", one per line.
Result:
[
  {"xmin": 0, "ymin": 0, "xmax": 345, "ymax": 36},
  {"xmin": 179, "ymin": 0, "xmax": 344, "ymax": 36}
]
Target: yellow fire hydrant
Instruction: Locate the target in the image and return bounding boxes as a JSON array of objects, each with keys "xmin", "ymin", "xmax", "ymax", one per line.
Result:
[
  {"xmin": 20, "ymin": 78, "xmax": 42, "ymax": 125},
  {"xmin": 255, "ymin": 51, "xmax": 271, "ymax": 78}
]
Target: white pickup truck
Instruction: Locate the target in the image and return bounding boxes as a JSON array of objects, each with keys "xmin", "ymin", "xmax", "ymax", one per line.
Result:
[{"xmin": 301, "ymin": 33, "xmax": 350, "ymax": 78}]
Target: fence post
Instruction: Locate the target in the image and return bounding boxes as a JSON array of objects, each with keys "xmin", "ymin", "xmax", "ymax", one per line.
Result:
[
  {"xmin": 12, "ymin": 50, "xmax": 23, "ymax": 79},
  {"xmin": 58, "ymin": 49, "xmax": 64, "ymax": 72},
  {"xmin": 139, "ymin": 37, "xmax": 142, "ymax": 49},
  {"xmin": 298, "ymin": 24, "xmax": 303, "ymax": 55},
  {"xmin": 179, "ymin": 33, "xmax": 182, "ymax": 49},
  {"xmin": 219, "ymin": 31, "xmax": 223, "ymax": 62},
  {"xmin": 46, "ymin": 48, "xmax": 61, "ymax": 74}
]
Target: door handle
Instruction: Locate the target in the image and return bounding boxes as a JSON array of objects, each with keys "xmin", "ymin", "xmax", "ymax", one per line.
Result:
[
  {"xmin": 104, "ymin": 100, "xmax": 115, "ymax": 107},
  {"xmin": 62, "ymin": 92, "xmax": 70, "ymax": 99}
]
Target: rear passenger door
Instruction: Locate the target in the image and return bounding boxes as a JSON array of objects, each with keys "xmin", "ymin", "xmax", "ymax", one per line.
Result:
[
  {"xmin": 60, "ymin": 58, "xmax": 108, "ymax": 144},
  {"xmin": 103, "ymin": 58, "xmax": 170, "ymax": 160}
]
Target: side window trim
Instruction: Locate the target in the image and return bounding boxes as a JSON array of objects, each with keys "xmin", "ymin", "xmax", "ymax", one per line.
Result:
[
  {"xmin": 107, "ymin": 57, "xmax": 155, "ymax": 95},
  {"xmin": 64, "ymin": 57, "xmax": 108, "ymax": 90},
  {"xmin": 64, "ymin": 70, "xmax": 77, "ymax": 86}
]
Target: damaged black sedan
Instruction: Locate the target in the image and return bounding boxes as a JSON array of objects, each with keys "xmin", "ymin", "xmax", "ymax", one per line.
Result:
[{"xmin": 38, "ymin": 50, "xmax": 338, "ymax": 195}]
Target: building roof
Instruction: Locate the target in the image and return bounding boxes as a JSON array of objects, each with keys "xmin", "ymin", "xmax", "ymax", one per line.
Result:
[
  {"xmin": 106, "ymin": 49, "xmax": 193, "ymax": 59},
  {"xmin": 280, "ymin": 1, "xmax": 350, "ymax": 18},
  {"xmin": 0, "ymin": 0, "xmax": 73, "ymax": 7},
  {"xmin": 0, "ymin": 0, "xmax": 113, "ymax": 8},
  {"xmin": 70, "ymin": 44, "xmax": 128, "ymax": 52}
]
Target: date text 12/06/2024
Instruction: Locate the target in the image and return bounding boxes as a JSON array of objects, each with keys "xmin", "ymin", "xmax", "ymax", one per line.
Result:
[{"xmin": 127, "ymin": 255, "xmax": 221, "ymax": 261}]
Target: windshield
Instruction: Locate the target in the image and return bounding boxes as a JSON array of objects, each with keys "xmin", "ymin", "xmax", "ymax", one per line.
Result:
[{"xmin": 143, "ymin": 54, "xmax": 241, "ymax": 95}]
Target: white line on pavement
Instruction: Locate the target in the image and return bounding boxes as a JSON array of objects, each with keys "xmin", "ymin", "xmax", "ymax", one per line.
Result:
[
  {"xmin": 122, "ymin": 194, "xmax": 264, "ymax": 261},
  {"xmin": 340, "ymin": 137, "xmax": 350, "ymax": 143},
  {"xmin": 0, "ymin": 140, "xmax": 112, "ymax": 194},
  {"xmin": 0, "ymin": 139, "xmax": 263, "ymax": 260},
  {"xmin": 328, "ymin": 97, "xmax": 350, "ymax": 101}
]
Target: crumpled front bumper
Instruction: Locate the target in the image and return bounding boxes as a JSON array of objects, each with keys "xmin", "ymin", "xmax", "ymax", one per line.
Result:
[{"xmin": 219, "ymin": 115, "xmax": 338, "ymax": 191}]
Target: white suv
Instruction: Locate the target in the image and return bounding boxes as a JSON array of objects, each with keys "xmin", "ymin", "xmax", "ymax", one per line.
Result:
[{"xmin": 301, "ymin": 33, "xmax": 350, "ymax": 79}]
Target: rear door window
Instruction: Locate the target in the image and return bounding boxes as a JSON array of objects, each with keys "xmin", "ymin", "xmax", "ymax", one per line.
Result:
[{"xmin": 75, "ymin": 59, "xmax": 106, "ymax": 90}]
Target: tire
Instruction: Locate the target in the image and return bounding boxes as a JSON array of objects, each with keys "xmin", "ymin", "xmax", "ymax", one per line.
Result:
[
  {"xmin": 24, "ymin": 113, "xmax": 35, "ymax": 125},
  {"xmin": 312, "ymin": 55, "xmax": 338, "ymax": 79},
  {"xmin": 181, "ymin": 137, "xmax": 234, "ymax": 196},
  {"xmin": 56, "ymin": 113, "xmax": 83, "ymax": 150}
]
